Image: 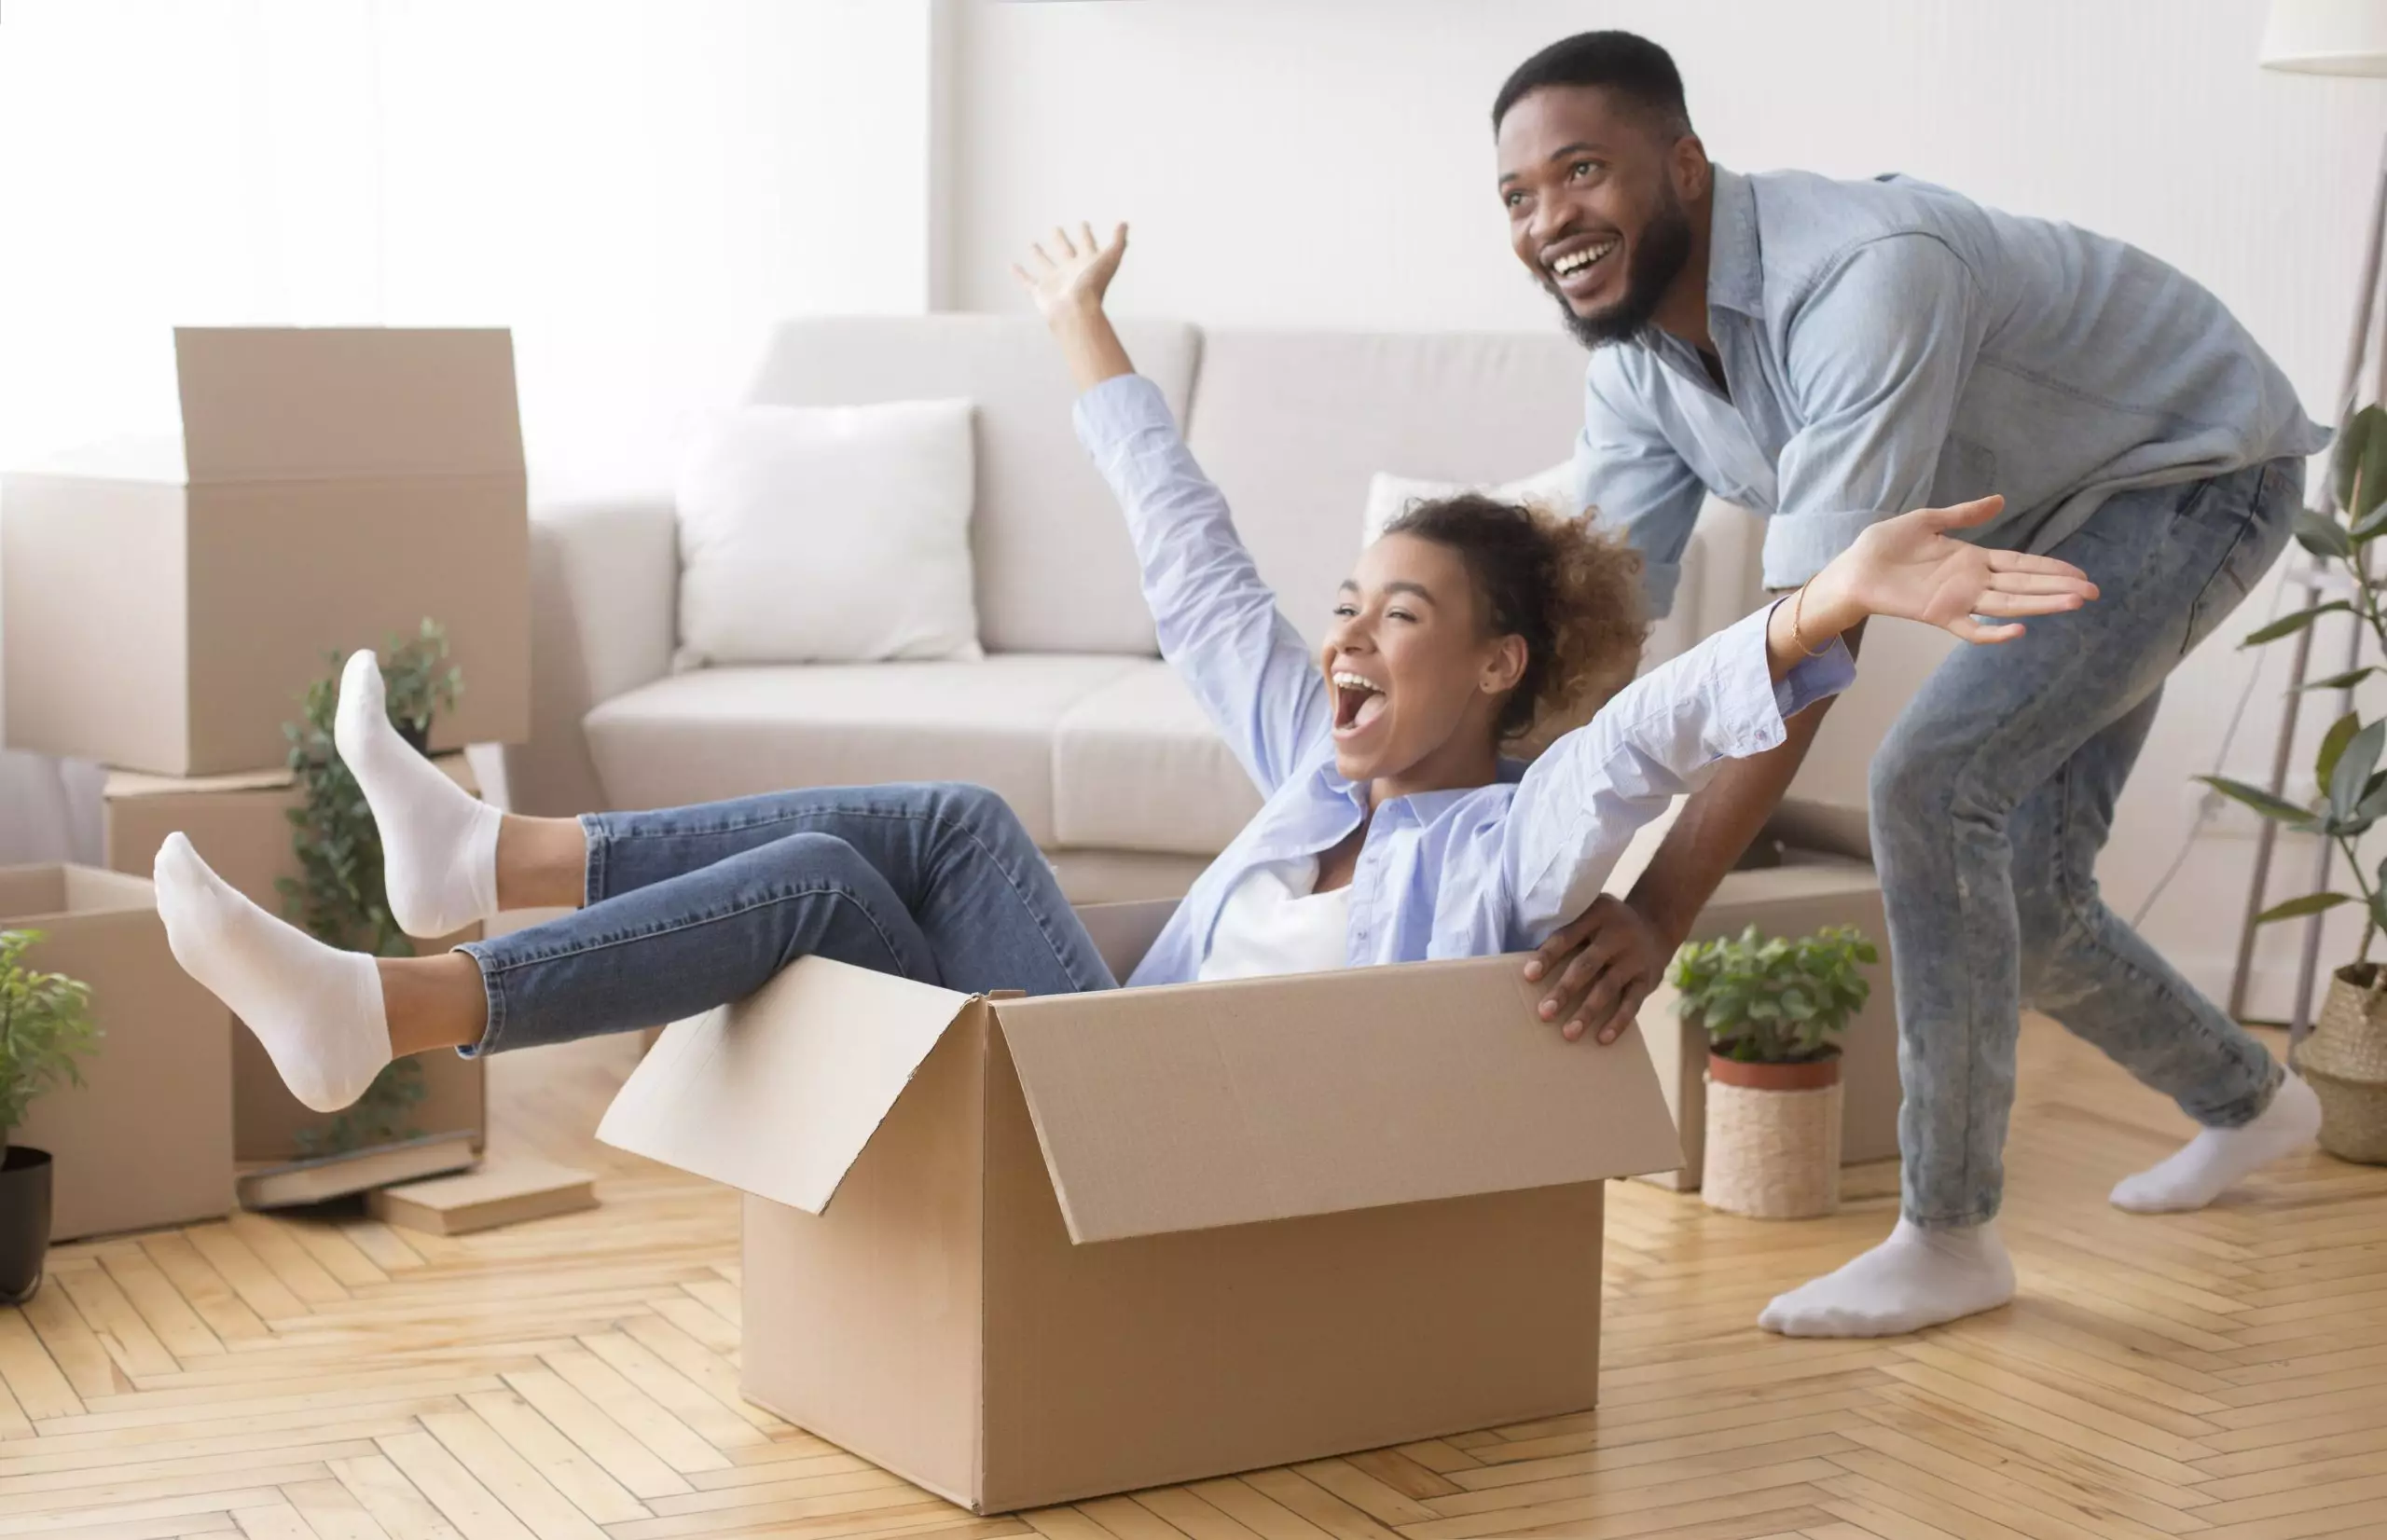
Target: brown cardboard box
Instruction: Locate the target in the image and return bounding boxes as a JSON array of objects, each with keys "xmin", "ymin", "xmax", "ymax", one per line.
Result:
[
  {"xmin": 101, "ymin": 761, "xmax": 485, "ymax": 1162},
  {"xmin": 599, "ymin": 899, "xmax": 1683, "ymax": 1513},
  {"xmin": 2, "ymin": 327, "xmax": 530, "ymax": 777},
  {"xmin": 2, "ymin": 866, "xmax": 234, "ymax": 1240},
  {"xmin": 1630, "ymin": 853, "xmax": 1900, "ymax": 1191}
]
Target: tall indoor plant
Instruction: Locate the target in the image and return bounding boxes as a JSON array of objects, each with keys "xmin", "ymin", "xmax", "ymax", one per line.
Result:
[
  {"xmin": 278, "ymin": 620, "xmax": 461, "ymax": 1157},
  {"xmin": 1672, "ymin": 924, "xmax": 1876, "ymax": 1218},
  {"xmin": 2202, "ymin": 405, "xmax": 2387, "ymax": 1162},
  {"xmin": 0, "ymin": 928, "xmax": 100, "ymax": 1301}
]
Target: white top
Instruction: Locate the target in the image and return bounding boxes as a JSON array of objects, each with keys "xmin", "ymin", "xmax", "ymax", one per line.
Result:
[{"xmin": 1196, "ymin": 858, "xmax": 1353, "ymax": 983}]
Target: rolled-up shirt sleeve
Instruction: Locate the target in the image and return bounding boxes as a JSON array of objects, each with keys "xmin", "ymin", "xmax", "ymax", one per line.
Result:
[
  {"xmin": 1763, "ymin": 232, "xmax": 1983, "ymax": 590},
  {"xmin": 1577, "ymin": 355, "xmax": 1707, "ymax": 620}
]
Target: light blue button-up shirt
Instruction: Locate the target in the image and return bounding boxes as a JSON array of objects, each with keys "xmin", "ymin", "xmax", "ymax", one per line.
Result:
[
  {"xmin": 1076, "ymin": 373, "xmax": 1855, "ymax": 987},
  {"xmin": 1578, "ymin": 167, "xmax": 2330, "ymax": 617}
]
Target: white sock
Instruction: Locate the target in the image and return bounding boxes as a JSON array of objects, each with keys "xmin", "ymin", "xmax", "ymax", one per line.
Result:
[
  {"xmin": 154, "ymin": 832, "xmax": 393, "ymax": 1113},
  {"xmin": 2110, "ymin": 1073, "xmax": 2321, "ymax": 1214},
  {"xmin": 1758, "ymin": 1217, "xmax": 2016, "ymax": 1338},
  {"xmin": 334, "ymin": 649, "xmax": 502, "ymax": 938}
]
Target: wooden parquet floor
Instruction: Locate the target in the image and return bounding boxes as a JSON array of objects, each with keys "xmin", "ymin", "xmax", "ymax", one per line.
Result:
[{"xmin": 8, "ymin": 1016, "xmax": 2386, "ymax": 1540}]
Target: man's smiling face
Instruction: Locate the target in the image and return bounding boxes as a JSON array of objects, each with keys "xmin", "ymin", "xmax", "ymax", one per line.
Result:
[{"xmin": 1496, "ymin": 84, "xmax": 1700, "ymax": 350}]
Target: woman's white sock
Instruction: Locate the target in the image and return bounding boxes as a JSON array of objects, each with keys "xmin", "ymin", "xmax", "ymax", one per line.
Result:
[
  {"xmin": 2110, "ymin": 1074, "xmax": 2321, "ymax": 1214},
  {"xmin": 153, "ymin": 832, "xmax": 392, "ymax": 1113},
  {"xmin": 334, "ymin": 649, "xmax": 502, "ymax": 938},
  {"xmin": 1758, "ymin": 1217, "xmax": 2016, "ymax": 1338}
]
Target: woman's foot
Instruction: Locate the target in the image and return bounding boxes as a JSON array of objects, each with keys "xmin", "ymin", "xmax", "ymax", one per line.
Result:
[
  {"xmin": 1758, "ymin": 1217, "xmax": 2016, "ymax": 1338},
  {"xmin": 154, "ymin": 832, "xmax": 393, "ymax": 1112},
  {"xmin": 2110, "ymin": 1073, "xmax": 2321, "ymax": 1213},
  {"xmin": 335, "ymin": 649, "xmax": 502, "ymax": 938}
]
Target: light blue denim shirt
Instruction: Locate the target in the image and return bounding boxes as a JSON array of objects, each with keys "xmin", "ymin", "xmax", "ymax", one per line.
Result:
[
  {"xmin": 1075, "ymin": 373, "xmax": 1856, "ymax": 987},
  {"xmin": 1579, "ymin": 167, "xmax": 2330, "ymax": 617}
]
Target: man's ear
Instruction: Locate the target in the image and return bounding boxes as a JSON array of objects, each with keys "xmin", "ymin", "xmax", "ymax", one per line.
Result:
[{"xmin": 1669, "ymin": 134, "xmax": 1710, "ymax": 203}]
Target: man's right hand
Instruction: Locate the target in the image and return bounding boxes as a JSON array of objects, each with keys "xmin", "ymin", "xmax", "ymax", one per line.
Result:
[{"xmin": 1524, "ymin": 893, "xmax": 1675, "ymax": 1045}]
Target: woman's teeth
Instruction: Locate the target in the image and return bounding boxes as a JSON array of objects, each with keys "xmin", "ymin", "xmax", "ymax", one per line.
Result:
[
  {"xmin": 1550, "ymin": 239, "xmax": 1619, "ymax": 278},
  {"xmin": 1332, "ymin": 671, "xmax": 1387, "ymax": 733}
]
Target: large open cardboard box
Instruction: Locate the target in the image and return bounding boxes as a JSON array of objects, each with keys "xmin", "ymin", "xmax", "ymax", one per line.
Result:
[
  {"xmin": 102, "ymin": 762, "xmax": 484, "ymax": 1162},
  {"xmin": 2, "ymin": 326, "xmax": 530, "ymax": 777},
  {"xmin": 600, "ymin": 900, "xmax": 1683, "ymax": 1514},
  {"xmin": 3, "ymin": 865, "xmax": 234, "ymax": 1241}
]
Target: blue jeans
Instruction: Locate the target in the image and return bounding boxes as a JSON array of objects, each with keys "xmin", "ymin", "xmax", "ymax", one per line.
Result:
[
  {"xmin": 456, "ymin": 782, "xmax": 1116, "ymax": 1055},
  {"xmin": 1873, "ymin": 457, "xmax": 2302, "ymax": 1227}
]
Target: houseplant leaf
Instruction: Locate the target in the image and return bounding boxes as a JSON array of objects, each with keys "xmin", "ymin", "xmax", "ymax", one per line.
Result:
[
  {"xmin": 2244, "ymin": 601, "xmax": 2352, "ymax": 647},
  {"xmin": 2255, "ymin": 892, "xmax": 2355, "ymax": 924},
  {"xmin": 2319, "ymin": 711, "xmax": 2364, "ymax": 788},
  {"xmin": 2196, "ymin": 775, "xmax": 2318, "ymax": 830},
  {"xmin": 2328, "ymin": 720, "xmax": 2387, "ymax": 827},
  {"xmin": 2300, "ymin": 667, "xmax": 2379, "ymax": 693},
  {"xmin": 2297, "ymin": 511, "xmax": 2354, "ymax": 561},
  {"xmin": 2334, "ymin": 404, "xmax": 2387, "ymax": 520}
]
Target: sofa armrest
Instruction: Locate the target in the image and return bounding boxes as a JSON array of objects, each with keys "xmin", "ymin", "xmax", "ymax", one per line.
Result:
[{"xmin": 493, "ymin": 495, "xmax": 679, "ymax": 817}]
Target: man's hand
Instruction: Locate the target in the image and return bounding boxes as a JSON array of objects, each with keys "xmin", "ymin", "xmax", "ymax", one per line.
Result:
[{"xmin": 1524, "ymin": 894, "xmax": 1674, "ymax": 1045}]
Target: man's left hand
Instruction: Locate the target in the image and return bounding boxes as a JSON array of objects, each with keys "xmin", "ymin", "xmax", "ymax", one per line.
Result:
[{"xmin": 1524, "ymin": 894, "xmax": 1674, "ymax": 1045}]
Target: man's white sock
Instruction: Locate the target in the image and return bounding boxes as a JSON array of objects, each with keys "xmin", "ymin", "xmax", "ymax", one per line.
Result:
[
  {"xmin": 2110, "ymin": 1074, "xmax": 2321, "ymax": 1214},
  {"xmin": 1758, "ymin": 1217, "xmax": 2016, "ymax": 1338},
  {"xmin": 154, "ymin": 832, "xmax": 392, "ymax": 1113},
  {"xmin": 334, "ymin": 649, "xmax": 502, "ymax": 938}
]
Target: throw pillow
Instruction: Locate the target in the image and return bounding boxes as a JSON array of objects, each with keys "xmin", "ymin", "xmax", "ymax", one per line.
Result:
[
  {"xmin": 1361, "ymin": 461, "xmax": 1579, "ymax": 546},
  {"xmin": 674, "ymin": 399, "xmax": 981, "ymax": 667}
]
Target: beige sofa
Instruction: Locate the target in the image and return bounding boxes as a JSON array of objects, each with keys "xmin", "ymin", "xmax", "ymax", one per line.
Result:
[{"xmin": 497, "ymin": 315, "xmax": 1771, "ymax": 897}]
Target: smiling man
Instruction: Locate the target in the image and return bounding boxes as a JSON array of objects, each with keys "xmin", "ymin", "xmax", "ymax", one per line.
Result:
[{"xmin": 1496, "ymin": 32, "xmax": 2331, "ymax": 1336}]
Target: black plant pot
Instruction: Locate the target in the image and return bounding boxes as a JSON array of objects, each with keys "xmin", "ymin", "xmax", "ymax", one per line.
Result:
[{"xmin": 0, "ymin": 1147, "xmax": 53, "ymax": 1305}]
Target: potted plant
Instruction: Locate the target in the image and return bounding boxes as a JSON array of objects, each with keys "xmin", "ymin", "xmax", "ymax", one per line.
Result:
[
  {"xmin": 277, "ymin": 620, "xmax": 460, "ymax": 1156},
  {"xmin": 0, "ymin": 928, "xmax": 101, "ymax": 1301},
  {"xmin": 1671, "ymin": 923, "xmax": 1877, "ymax": 1219},
  {"xmin": 2201, "ymin": 404, "xmax": 2387, "ymax": 1162}
]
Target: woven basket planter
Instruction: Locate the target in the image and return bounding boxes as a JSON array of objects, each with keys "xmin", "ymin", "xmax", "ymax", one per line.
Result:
[
  {"xmin": 1701, "ymin": 1050, "xmax": 1842, "ymax": 1219},
  {"xmin": 2294, "ymin": 964, "xmax": 2387, "ymax": 1165}
]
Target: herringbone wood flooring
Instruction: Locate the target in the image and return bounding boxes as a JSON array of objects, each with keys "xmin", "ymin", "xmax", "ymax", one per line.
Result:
[{"xmin": 7, "ymin": 1016, "xmax": 2383, "ymax": 1540}]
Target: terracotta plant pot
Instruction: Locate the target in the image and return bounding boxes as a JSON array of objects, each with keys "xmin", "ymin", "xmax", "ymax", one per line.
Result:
[
  {"xmin": 0, "ymin": 1147, "xmax": 54, "ymax": 1304},
  {"xmin": 1702, "ymin": 1048, "xmax": 1843, "ymax": 1219},
  {"xmin": 2293, "ymin": 964, "xmax": 2387, "ymax": 1165}
]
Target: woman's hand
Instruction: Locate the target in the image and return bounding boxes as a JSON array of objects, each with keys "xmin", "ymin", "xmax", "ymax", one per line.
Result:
[
  {"xmin": 1805, "ymin": 495, "xmax": 2099, "ymax": 644},
  {"xmin": 1013, "ymin": 222, "xmax": 1128, "ymax": 321}
]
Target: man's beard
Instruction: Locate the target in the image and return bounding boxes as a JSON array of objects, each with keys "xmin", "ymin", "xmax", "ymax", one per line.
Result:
[{"xmin": 1548, "ymin": 196, "xmax": 1693, "ymax": 351}]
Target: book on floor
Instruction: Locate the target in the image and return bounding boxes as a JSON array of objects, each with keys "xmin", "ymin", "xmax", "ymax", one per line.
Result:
[
  {"xmin": 366, "ymin": 1156, "xmax": 598, "ymax": 1235},
  {"xmin": 235, "ymin": 1129, "xmax": 480, "ymax": 1210}
]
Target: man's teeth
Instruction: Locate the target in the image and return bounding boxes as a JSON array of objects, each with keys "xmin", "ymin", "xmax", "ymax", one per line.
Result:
[{"xmin": 1551, "ymin": 239, "xmax": 1619, "ymax": 277}]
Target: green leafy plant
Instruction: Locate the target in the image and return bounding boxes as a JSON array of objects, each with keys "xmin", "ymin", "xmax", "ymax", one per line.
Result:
[
  {"xmin": 2201, "ymin": 405, "xmax": 2387, "ymax": 969},
  {"xmin": 0, "ymin": 929, "xmax": 101, "ymax": 1149},
  {"xmin": 276, "ymin": 620, "xmax": 461, "ymax": 1155},
  {"xmin": 1671, "ymin": 924, "xmax": 1877, "ymax": 1065}
]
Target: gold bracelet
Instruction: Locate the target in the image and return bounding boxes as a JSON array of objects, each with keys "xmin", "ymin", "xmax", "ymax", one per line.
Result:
[{"xmin": 1790, "ymin": 583, "xmax": 1834, "ymax": 658}]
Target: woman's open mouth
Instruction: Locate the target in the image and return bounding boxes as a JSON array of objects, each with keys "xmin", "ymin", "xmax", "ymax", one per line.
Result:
[{"xmin": 1331, "ymin": 671, "xmax": 1387, "ymax": 739}]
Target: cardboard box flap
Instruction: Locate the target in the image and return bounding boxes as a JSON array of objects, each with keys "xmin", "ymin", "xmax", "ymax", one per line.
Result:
[
  {"xmin": 993, "ymin": 955, "xmax": 1685, "ymax": 1244},
  {"xmin": 596, "ymin": 957, "xmax": 969, "ymax": 1215},
  {"xmin": 174, "ymin": 328, "xmax": 525, "ymax": 483}
]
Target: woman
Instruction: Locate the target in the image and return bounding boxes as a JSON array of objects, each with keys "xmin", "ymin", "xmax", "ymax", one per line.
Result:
[{"xmin": 152, "ymin": 224, "xmax": 2094, "ymax": 1114}]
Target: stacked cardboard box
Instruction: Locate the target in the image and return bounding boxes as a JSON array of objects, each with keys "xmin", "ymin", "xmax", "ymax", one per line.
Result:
[{"xmin": 2, "ymin": 327, "xmax": 531, "ymax": 1192}]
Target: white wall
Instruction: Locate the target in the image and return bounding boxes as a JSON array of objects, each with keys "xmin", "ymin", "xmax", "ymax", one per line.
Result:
[
  {"xmin": 0, "ymin": 0, "xmax": 935, "ymax": 859},
  {"xmin": 951, "ymin": 0, "xmax": 2387, "ymax": 1018}
]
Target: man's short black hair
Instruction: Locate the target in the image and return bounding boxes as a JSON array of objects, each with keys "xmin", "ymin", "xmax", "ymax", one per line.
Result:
[{"xmin": 1492, "ymin": 31, "xmax": 1691, "ymax": 138}]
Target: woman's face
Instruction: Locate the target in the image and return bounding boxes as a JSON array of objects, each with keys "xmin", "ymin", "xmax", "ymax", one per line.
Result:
[{"xmin": 1320, "ymin": 532, "xmax": 1528, "ymax": 788}]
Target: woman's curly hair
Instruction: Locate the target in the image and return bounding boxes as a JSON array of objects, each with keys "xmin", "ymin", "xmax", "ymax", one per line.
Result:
[{"xmin": 1380, "ymin": 492, "xmax": 1649, "ymax": 748}]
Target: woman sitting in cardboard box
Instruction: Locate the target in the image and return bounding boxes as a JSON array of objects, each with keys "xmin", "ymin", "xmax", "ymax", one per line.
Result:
[{"xmin": 150, "ymin": 224, "xmax": 2092, "ymax": 1134}]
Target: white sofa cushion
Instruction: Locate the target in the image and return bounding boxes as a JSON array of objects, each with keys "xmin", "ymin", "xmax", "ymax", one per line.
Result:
[
  {"xmin": 743, "ymin": 314, "xmax": 1198, "ymax": 655},
  {"xmin": 674, "ymin": 399, "xmax": 979, "ymax": 667},
  {"xmin": 583, "ymin": 654, "xmax": 1145, "ymax": 844},
  {"xmin": 1052, "ymin": 663, "xmax": 1263, "ymax": 856}
]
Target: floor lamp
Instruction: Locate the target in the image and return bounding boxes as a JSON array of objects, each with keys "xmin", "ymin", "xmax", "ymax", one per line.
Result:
[{"xmin": 2229, "ymin": 0, "xmax": 2387, "ymax": 1043}]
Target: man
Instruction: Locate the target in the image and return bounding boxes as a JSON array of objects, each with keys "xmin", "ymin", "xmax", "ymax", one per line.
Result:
[{"xmin": 1497, "ymin": 31, "xmax": 2329, "ymax": 1336}]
